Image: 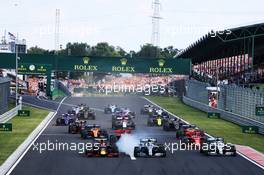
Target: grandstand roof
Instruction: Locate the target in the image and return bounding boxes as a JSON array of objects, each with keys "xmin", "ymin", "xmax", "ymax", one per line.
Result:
[{"xmin": 177, "ymin": 22, "xmax": 264, "ymax": 64}]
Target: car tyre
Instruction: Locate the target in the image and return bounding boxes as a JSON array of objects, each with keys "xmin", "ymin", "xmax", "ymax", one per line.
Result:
[{"xmin": 134, "ymin": 147, "xmax": 140, "ymax": 157}]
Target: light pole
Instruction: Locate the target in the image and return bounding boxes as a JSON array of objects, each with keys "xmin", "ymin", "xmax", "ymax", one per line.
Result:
[{"xmin": 15, "ymin": 44, "xmax": 18, "ymax": 106}]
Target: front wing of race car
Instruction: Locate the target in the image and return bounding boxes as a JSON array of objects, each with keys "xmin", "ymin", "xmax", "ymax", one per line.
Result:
[
  {"xmin": 85, "ymin": 147, "xmax": 119, "ymax": 157},
  {"xmin": 200, "ymin": 144, "xmax": 236, "ymax": 156},
  {"xmin": 114, "ymin": 129, "xmax": 131, "ymax": 138},
  {"xmin": 134, "ymin": 147, "xmax": 166, "ymax": 157}
]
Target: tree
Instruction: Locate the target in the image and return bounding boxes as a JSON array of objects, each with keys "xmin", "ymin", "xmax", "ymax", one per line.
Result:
[
  {"xmin": 160, "ymin": 46, "xmax": 180, "ymax": 58},
  {"xmin": 116, "ymin": 46, "xmax": 127, "ymax": 57},
  {"xmin": 65, "ymin": 42, "xmax": 90, "ymax": 56},
  {"xmin": 27, "ymin": 43, "xmax": 180, "ymax": 59},
  {"xmin": 90, "ymin": 42, "xmax": 122, "ymax": 57},
  {"xmin": 27, "ymin": 46, "xmax": 48, "ymax": 55},
  {"xmin": 136, "ymin": 43, "xmax": 162, "ymax": 58}
]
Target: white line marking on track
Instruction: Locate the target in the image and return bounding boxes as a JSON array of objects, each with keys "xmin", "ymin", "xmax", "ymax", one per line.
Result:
[
  {"xmin": 23, "ymin": 99, "xmax": 104, "ymax": 112},
  {"xmin": 5, "ymin": 97, "xmax": 67, "ymax": 175},
  {"xmin": 62, "ymin": 103, "xmax": 104, "ymax": 112},
  {"xmin": 236, "ymin": 152, "xmax": 264, "ymax": 170},
  {"xmin": 41, "ymin": 133, "xmax": 72, "ymax": 136},
  {"xmin": 44, "ymin": 101, "xmax": 104, "ymax": 112},
  {"xmin": 143, "ymin": 97, "xmax": 264, "ymax": 170},
  {"xmin": 130, "ymin": 157, "xmax": 136, "ymax": 160}
]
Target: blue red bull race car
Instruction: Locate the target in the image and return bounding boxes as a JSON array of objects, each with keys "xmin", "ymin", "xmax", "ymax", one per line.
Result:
[{"xmin": 85, "ymin": 136, "xmax": 119, "ymax": 157}]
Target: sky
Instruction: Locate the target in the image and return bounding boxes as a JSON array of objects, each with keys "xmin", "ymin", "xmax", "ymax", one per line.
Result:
[{"xmin": 0, "ymin": 0, "xmax": 264, "ymax": 52}]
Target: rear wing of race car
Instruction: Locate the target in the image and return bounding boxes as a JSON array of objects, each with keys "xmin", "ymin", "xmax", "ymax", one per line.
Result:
[
  {"xmin": 114, "ymin": 128, "xmax": 131, "ymax": 133},
  {"xmin": 181, "ymin": 124, "xmax": 196, "ymax": 129},
  {"xmin": 85, "ymin": 124, "xmax": 101, "ymax": 129},
  {"xmin": 94, "ymin": 137, "xmax": 108, "ymax": 142},
  {"xmin": 75, "ymin": 119, "xmax": 87, "ymax": 123},
  {"xmin": 140, "ymin": 138, "xmax": 157, "ymax": 143}
]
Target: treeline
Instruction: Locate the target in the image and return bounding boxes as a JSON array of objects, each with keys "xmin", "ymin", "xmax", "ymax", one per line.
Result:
[{"xmin": 27, "ymin": 42, "xmax": 180, "ymax": 58}]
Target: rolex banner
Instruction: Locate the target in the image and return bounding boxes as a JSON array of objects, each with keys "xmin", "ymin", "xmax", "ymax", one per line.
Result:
[
  {"xmin": 18, "ymin": 64, "xmax": 51, "ymax": 75},
  {"xmin": 0, "ymin": 53, "xmax": 191, "ymax": 75},
  {"xmin": 64, "ymin": 57, "xmax": 191, "ymax": 75}
]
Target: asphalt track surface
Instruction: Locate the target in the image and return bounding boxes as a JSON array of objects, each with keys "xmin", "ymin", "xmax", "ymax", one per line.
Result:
[{"xmin": 9, "ymin": 96, "xmax": 264, "ymax": 175}]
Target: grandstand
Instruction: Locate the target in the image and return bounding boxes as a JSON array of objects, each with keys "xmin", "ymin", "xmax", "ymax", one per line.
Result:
[
  {"xmin": 174, "ymin": 22, "xmax": 264, "ymax": 134},
  {"xmin": 177, "ymin": 22, "xmax": 264, "ymax": 87}
]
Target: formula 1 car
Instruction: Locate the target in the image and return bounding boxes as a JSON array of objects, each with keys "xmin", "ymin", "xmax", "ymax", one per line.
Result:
[
  {"xmin": 80, "ymin": 124, "xmax": 108, "ymax": 139},
  {"xmin": 85, "ymin": 136, "xmax": 119, "ymax": 157},
  {"xmin": 112, "ymin": 115, "xmax": 136, "ymax": 130},
  {"xmin": 120, "ymin": 108, "xmax": 136, "ymax": 118},
  {"xmin": 147, "ymin": 115, "xmax": 163, "ymax": 127},
  {"xmin": 69, "ymin": 104, "xmax": 86, "ymax": 115},
  {"xmin": 113, "ymin": 108, "xmax": 136, "ymax": 118},
  {"xmin": 134, "ymin": 138, "xmax": 166, "ymax": 157},
  {"xmin": 140, "ymin": 104, "xmax": 154, "ymax": 115},
  {"xmin": 72, "ymin": 104, "xmax": 88, "ymax": 115},
  {"xmin": 67, "ymin": 109, "xmax": 77, "ymax": 116},
  {"xmin": 200, "ymin": 137, "xmax": 236, "ymax": 156},
  {"xmin": 148, "ymin": 107, "xmax": 164, "ymax": 117},
  {"xmin": 56, "ymin": 113, "xmax": 75, "ymax": 126},
  {"xmin": 163, "ymin": 117, "xmax": 185, "ymax": 131},
  {"xmin": 147, "ymin": 111, "xmax": 168, "ymax": 126},
  {"xmin": 180, "ymin": 127, "xmax": 206, "ymax": 146},
  {"xmin": 175, "ymin": 124, "xmax": 198, "ymax": 138},
  {"xmin": 77, "ymin": 107, "xmax": 96, "ymax": 120},
  {"xmin": 68, "ymin": 119, "xmax": 87, "ymax": 134},
  {"xmin": 104, "ymin": 105, "xmax": 119, "ymax": 114},
  {"xmin": 113, "ymin": 128, "xmax": 132, "ymax": 139}
]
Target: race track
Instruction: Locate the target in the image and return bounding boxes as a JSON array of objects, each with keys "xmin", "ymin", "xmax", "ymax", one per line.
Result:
[{"xmin": 9, "ymin": 96, "xmax": 264, "ymax": 175}]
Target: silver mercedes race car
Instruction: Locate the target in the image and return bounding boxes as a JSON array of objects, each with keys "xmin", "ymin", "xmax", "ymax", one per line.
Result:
[
  {"xmin": 134, "ymin": 138, "xmax": 166, "ymax": 157},
  {"xmin": 200, "ymin": 137, "xmax": 236, "ymax": 156}
]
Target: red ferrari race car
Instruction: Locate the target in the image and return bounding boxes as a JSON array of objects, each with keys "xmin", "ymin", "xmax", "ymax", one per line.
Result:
[
  {"xmin": 180, "ymin": 127, "xmax": 206, "ymax": 146},
  {"xmin": 176, "ymin": 124, "xmax": 197, "ymax": 139}
]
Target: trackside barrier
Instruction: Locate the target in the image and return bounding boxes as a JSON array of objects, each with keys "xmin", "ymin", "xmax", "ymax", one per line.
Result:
[
  {"xmin": 0, "ymin": 104, "xmax": 22, "ymax": 123},
  {"xmin": 185, "ymin": 80, "xmax": 264, "ymax": 124},
  {"xmin": 183, "ymin": 96, "xmax": 264, "ymax": 135}
]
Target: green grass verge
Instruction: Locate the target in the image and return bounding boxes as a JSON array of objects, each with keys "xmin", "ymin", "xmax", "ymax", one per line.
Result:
[
  {"xmin": 147, "ymin": 96, "xmax": 264, "ymax": 153},
  {"xmin": 0, "ymin": 106, "xmax": 49, "ymax": 165}
]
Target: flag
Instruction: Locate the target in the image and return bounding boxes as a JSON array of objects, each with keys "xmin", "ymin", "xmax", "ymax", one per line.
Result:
[{"xmin": 8, "ymin": 32, "xmax": 16, "ymax": 40}]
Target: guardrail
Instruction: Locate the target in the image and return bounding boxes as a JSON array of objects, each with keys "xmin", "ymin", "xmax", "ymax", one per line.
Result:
[
  {"xmin": 183, "ymin": 96, "xmax": 264, "ymax": 135},
  {"xmin": 0, "ymin": 105, "xmax": 22, "ymax": 123}
]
